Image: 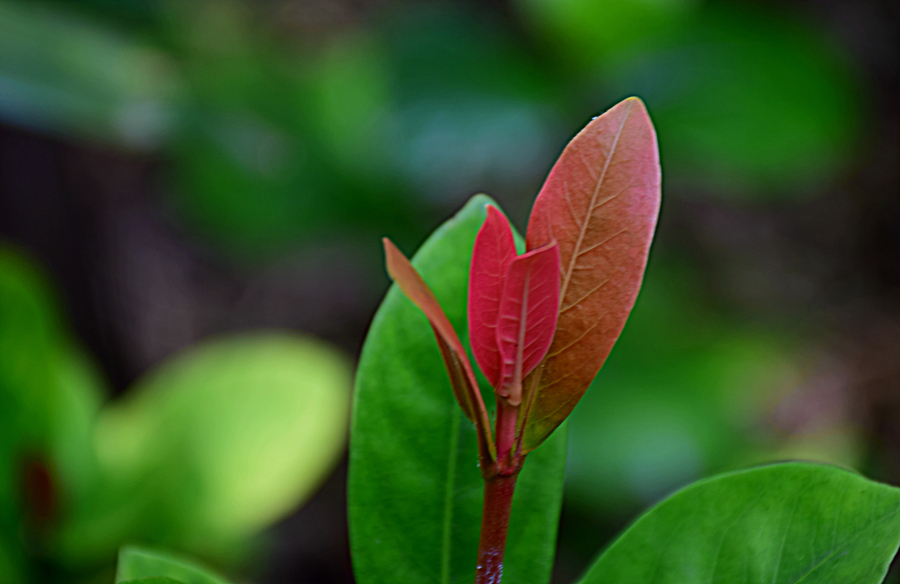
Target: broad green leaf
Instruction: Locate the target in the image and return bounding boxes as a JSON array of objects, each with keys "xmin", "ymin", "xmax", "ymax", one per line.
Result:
[
  {"xmin": 522, "ymin": 97, "xmax": 661, "ymax": 452},
  {"xmin": 61, "ymin": 333, "xmax": 350, "ymax": 562},
  {"xmin": 349, "ymin": 195, "xmax": 567, "ymax": 584},
  {"xmin": 115, "ymin": 546, "xmax": 228, "ymax": 584},
  {"xmin": 580, "ymin": 463, "xmax": 900, "ymax": 584}
]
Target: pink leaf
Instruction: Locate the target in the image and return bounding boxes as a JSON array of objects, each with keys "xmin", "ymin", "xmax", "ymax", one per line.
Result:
[
  {"xmin": 521, "ymin": 97, "xmax": 661, "ymax": 452},
  {"xmin": 468, "ymin": 205, "xmax": 517, "ymax": 389},
  {"xmin": 495, "ymin": 242, "xmax": 561, "ymax": 406}
]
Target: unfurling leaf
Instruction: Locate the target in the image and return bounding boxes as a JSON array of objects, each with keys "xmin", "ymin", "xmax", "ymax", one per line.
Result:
[
  {"xmin": 495, "ymin": 242, "xmax": 560, "ymax": 406},
  {"xmin": 468, "ymin": 205, "xmax": 517, "ymax": 390},
  {"xmin": 383, "ymin": 238, "xmax": 495, "ymax": 461},
  {"xmin": 522, "ymin": 97, "xmax": 661, "ymax": 452}
]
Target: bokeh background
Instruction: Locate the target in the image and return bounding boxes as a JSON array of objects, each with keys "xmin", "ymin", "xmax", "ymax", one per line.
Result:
[{"xmin": 1, "ymin": 0, "xmax": 898, "ymax": 582}]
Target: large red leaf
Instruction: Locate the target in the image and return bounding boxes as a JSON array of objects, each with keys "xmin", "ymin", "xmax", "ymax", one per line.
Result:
[
  {"xmin": 521, "ymin": 97, "xmax": 661, "ymax": 452},
  {"xmin": 495, "ymin": 243, "xmax": 560, "ymax": 406},
  {"xmin": 468, "ymin": 205, "xmax": 517, "ymax": 390},
  {"xmin": 383, "ymin": 238, "xmax": 495, "ymax": 460}
]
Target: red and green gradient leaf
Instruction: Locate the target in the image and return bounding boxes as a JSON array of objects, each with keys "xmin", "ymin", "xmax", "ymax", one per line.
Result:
[
  {"xmin": 468, "ymin": 205, "xmax": 517, "ymax": 390},
  {"xmin": 495, "ymin": 243, "xmax": 560, "ymax": 406},
  {"xmin": 382, "ymin": 238, "xmax": 495, "ymax": 461},
  {"xmin": 521, "ymin": 97, "xmax": 661, "ymax": 453}
]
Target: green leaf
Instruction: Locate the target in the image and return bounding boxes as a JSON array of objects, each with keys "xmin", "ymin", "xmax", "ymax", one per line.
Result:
[
  {"xmin": 115, "ymin": 546, "xmax": 228, "ymax": 584},
  {"xmin": 61, "ymin": 333, "xmax": 350, "ymax": 562},
  {"xmin": 515, "ymin": 0, "xmax": 697, "ymax": 64},
  {"xmin": 0, "ymin": 246, "xmax": 105, "ymax": 532},
  {"xmin": 580, "ymin": 463, "xmax": 900, "ymax": 584},
  {"xmin": 349, "ymin": 195, "xmax": 566, "ymax": 584}
]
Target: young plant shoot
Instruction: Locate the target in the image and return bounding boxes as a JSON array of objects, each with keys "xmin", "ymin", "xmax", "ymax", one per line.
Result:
[
  {"xmin": 380, "ymin": 97, "xmax": 661, "ymax": 582},
  {"xmin": 119, "ymin": 98, "xmax": 900, "ymax": 584}
]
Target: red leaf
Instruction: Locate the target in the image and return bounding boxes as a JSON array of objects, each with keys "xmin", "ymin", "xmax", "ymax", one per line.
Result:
[
  {"xmin": 495, "ymin": 242, "xmax": 560, "ymax": 406},
  {"xmin": 383, "ymin": 238, "xmax": 496, "ymax": 460},
  {"xmin": 521, "ymin": 97, "xmax": 661, "ymax": 452},
  {"xmin": 468, "ymin": 205, "xmax": 517, "ymax": 389}
]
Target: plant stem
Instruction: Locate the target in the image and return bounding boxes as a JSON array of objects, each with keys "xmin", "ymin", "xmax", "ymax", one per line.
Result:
[
  {"xmin": 495, "ymin": 399, "xmax": 518, "ymax": 464},
  {"xmin": 474, "ymin": 470, "xmax": 519, "ymax": 584},
  {"xmin": 474, "ymin": 397, "xmax": 522, "ymax": 584}
]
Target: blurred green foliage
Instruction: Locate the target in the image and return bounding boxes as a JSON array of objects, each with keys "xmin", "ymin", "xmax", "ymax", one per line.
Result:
[
  {"xmin": 0, "ymin": 245, "xmax": 106, "ymax": 553},
  {"xmin": 0, "ymin": 0, "xmax": 864, "ymax": 253},
  {"xmin": 0, "ymin": 247, "xmax": 351, "ymax": 583}
]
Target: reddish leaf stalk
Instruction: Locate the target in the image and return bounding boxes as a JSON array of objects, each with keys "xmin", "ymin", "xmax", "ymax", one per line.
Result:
[
  {"xmin": 476, "ymin": 395, "xmax": 521, "ymax": 584},
  {"xmin": 475, "ymin": 471, "xmax": 519, "ymax": 584},
  {"xmin": 475, "ymin": 397, "xmax": 522, "ymax": 584}
]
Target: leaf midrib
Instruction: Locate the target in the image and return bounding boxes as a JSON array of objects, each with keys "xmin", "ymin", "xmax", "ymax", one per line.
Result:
[
  {"xmin": 519, "ymin": 101, "xmax": 634, "ymax": 446},
  {"xmin": 558, "ymin": 100, "xmax": 633, "ymax": 310}
]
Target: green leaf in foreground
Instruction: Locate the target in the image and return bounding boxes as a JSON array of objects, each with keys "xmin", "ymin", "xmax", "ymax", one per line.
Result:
[
  {"xmin": 115, "ymin": 546, "xmax": 229, "ymax": 584},
  {"xmin": 349, "ymin": 195, "xmax": 566, "ymax": 584},
  {"xmin": 580, "ymin": 463, "xmax": 900, "ymax": 584}
]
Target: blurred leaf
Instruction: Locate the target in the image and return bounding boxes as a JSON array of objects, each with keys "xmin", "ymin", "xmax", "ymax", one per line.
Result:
[
  {"xmin": 165, "ymin": 1, "xmax": 422, "ymax": 255},
  {"xmin": 62, "ymin": 333, "xmax": 350, "ymax": 562},
  {"xmin": 605, "ymin": 4, "xmax": 862, "ymax": 196},
  {"xmin": 579, "ymin": 463, "xmax": 900, "ymax": 584},
  {"xmin": 0, "ymin": 246, "xmax": 105, "ymax": 525},
  {"xmin": 375, "ymin": 5, "xmax": 561, "ymax": 206},
  {"xmin": 515, "ymin": 0, "xmax": 699, "ymax": 64},
  {"xmin": 116, "ymin": 546, "xmax": 228, "ymax": 584},
  {"xmin": 349, "ymin": 195, "xmax": 566, "ymax": 584},
  {"xmin": 304, "ymin": 32, "xmax": 393, "ymax": 176},
  {"xmin": 0, "ymin": 0, "xmax": 181, "ymax": 148}
]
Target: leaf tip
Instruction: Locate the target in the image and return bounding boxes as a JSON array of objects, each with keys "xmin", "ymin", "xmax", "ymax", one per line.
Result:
[{"xmin": 382, "ymin": 237, "xmax": 403, "ymax": 281}]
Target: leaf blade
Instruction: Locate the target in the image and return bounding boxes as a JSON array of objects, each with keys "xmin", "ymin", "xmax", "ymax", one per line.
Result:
[
  {"xmin": 523, "ymin": 97, "xmax": 661, "ymax": 452},
  {"xmin": 468, "ymin": 205, "xmax": 517, "ymax": 390},
  {"xmin": 496, "ymin": 243, "xmax": 560, "ymax": 405},
  {"xmin": 579, "ymin": 463, "xmax": 900, "ymax": 584}
]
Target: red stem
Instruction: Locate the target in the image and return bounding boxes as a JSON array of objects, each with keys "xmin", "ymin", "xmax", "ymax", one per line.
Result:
[
  {"xmin": 474, "ymin": 397, "xmax": 523, "ymax": 584},
  {"xmin": 474, "ymin": 471, "xmax": 519, "ymax": 584},
  {"xmin": 495, "ymin": 399, "xmax": 518, "ymax": 464}
]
